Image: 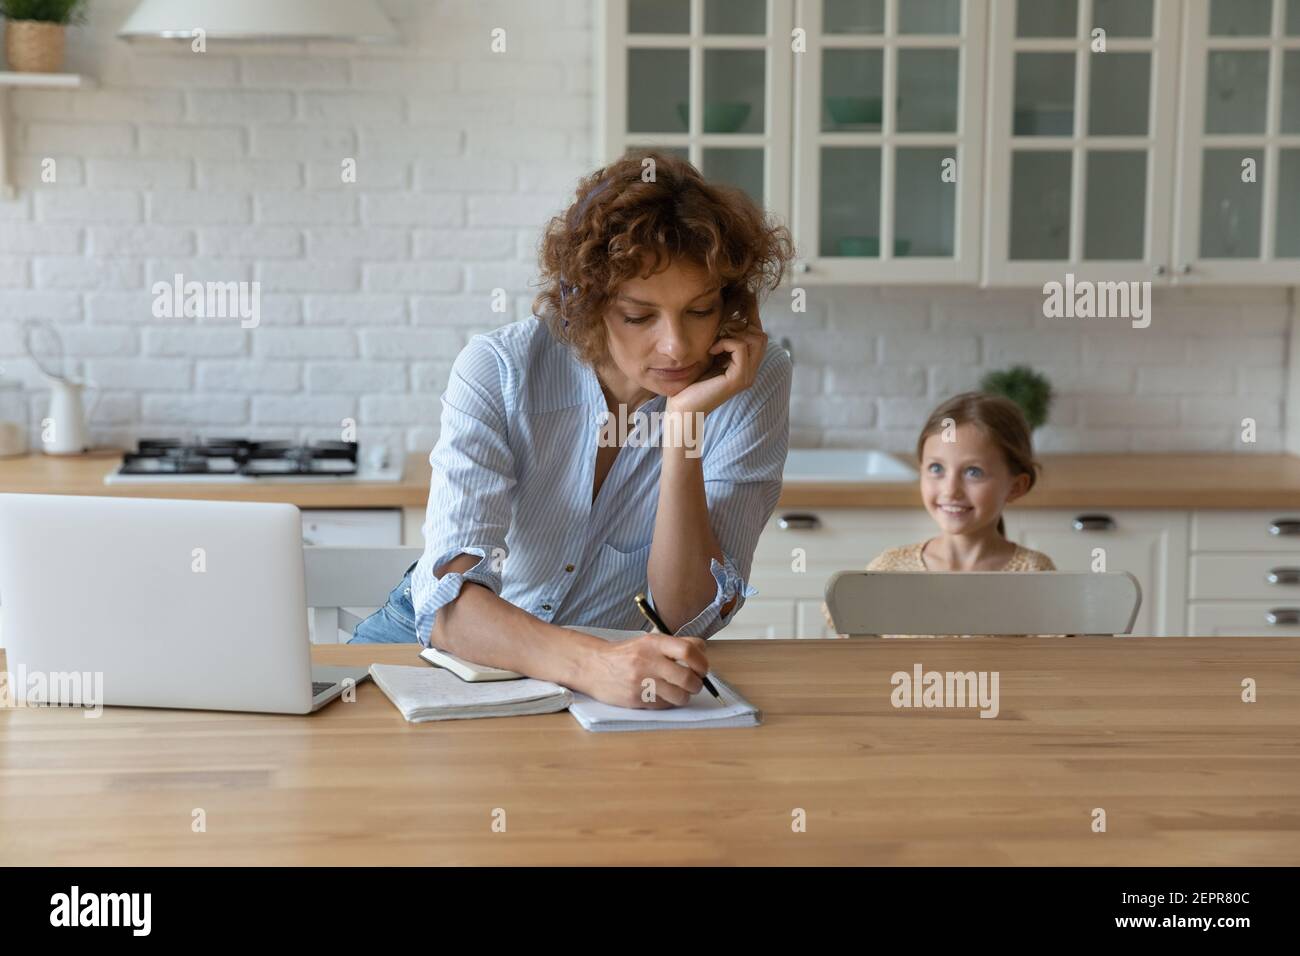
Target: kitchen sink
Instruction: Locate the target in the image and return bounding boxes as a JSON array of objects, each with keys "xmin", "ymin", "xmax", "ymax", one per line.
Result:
[{"xmin": 782, "ymin": 448, "xmax": 917, "ymax": 483}]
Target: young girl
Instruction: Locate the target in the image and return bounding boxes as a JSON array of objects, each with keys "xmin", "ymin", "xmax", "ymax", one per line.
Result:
[{"xmin": 824, "ymin": 391, "xmax": 1056, "ymax": 638}]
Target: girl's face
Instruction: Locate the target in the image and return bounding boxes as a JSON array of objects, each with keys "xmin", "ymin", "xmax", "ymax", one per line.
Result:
[
  {"xmin": 598, "ymin": 257, "xmax": 723, "ymax": 405},
  {"xmin": 919, "ymin": 423, "xmax": 1031, "ymax": 536}
]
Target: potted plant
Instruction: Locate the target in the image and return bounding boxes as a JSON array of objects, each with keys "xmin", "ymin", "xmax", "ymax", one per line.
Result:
[
  {"xmin": 2, "ymin": 0, "xmax": 88, "ymax": 73},
  {"xmin": 980, "ymin": 365, "xmax": 1054, "ymax": 431}
]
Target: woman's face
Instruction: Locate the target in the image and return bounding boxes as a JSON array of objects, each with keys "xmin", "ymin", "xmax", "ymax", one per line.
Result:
[
  {"xmin": 598, "ymin": 258, "xmax": 723, "ymax": 405},
  {"xmin": 919, "ymin": 423, "xmax": 1030, "ymax": 536}
]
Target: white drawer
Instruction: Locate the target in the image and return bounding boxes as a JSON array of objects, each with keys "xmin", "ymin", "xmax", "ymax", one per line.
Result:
[
  {"xmin": 1188, "ymin": 602, "xmax": 1300, "ymax": 636},
  {"xmin": 1189, "ymin": 555, "xmax": 1300, "ymax": 601},
  {"xmin": 749, "ymin": 508, "xmax": 935, "ymax": 601},
  {"xmin": 1192, "ymin": 511, "xmax": 1300, "ymax": 553},
  {"xmin": 301, "ymin": 509, "xmax": 402, "ymax": 546}
]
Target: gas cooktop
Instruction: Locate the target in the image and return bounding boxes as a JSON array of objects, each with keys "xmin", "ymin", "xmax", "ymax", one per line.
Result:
[{"xmin": 103, "ymin": 438, "xmax": 404, "ymax": 484}]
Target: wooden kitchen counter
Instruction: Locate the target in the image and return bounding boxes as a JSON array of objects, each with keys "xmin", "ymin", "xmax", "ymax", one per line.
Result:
[
  {"xmin": 3, "ymin": 450, "xmax": 1300, "ymax": 510},
  {"xmin": 776, "ymin": 453, "xmax": 1300, "ymax": 509},
  {"xmin": 1, "ymin": 637, "xmax": 1296, "ymax": 865},
  {"xmin": 0, "ymin": 448, "xmax": 433, "ymax": 508}
]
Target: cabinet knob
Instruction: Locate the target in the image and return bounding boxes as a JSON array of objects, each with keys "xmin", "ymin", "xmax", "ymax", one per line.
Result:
[
  {"xmin": 1267, "ymin": 568, "xmax": 1300, "ymax": 586},
  {"xmin": 1072, "ymin": 513, "xmax": 1115, "ymax": 532},
  {"xmin": 778, "ymin": 513, "xmax": 821, "ymax": 530},
  {"xmin": 793, "ymin": 260, "xmax": 810, "ymax": 274},
  {"xmin": 1265, "ymin": 608, "xmax": 1300, "ymax": 626},
  {"xmin": 1153, "ymin": 264, "xmax": 1168, "ymax": 277},
  {"xmin": 1179, "ymin": 263, "xmax": 1193, "ymax": 275},
  {"xmin": 1269, "ymin": 519, "xmax": 1300, "ymax": 536}
]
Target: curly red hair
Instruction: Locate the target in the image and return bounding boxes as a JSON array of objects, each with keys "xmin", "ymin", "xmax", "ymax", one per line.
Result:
[{"xmin": 531, "ymin": 150, "xmax": 796, "ymax": 367}]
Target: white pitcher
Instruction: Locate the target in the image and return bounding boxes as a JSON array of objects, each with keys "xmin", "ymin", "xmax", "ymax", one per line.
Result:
[{"xmin": 41, "ymin": 374, "xmax": 99, "ymax": 456}]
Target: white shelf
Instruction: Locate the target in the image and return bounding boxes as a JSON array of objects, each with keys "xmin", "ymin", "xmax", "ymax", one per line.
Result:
[
  {"xmin": 0, "ymin": 70, "xmax": 92, "ymax": 88},
  {"xmin": 0, "ymin": 72, "xmax": 95, "ymax": 199}
]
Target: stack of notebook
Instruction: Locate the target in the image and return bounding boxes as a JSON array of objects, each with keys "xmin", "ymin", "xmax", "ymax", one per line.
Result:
[{"xmin": 368, "ymin": 625, "xmax": 761, "ymax": 731}]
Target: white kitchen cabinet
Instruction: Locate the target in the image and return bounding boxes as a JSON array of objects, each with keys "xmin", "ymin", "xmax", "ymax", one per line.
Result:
[
  {"xmin": 1173, "ymin": 0, "xmax": 1300, "ymax": 282},
  {"xmin": 596, "ymin": 0, "xmax": 795, "ymax": 220},
  {"xmin": 598, "ymin": 0, "xmax": 1300, "ymax": 287},
  {"xmin": 1188, "ymin": 508, "xmax": 1300, "ymax": 636},
  {"xmin": 985, "ymin": 0, "xmax": 1300, "ymax": 285},
  {"xmin": 742, "ymin": 507, "xmax": 936, "ymax": 637},
  {"xmin": 1191, "ymin": 508, "xmax": 1300, "ymax": 551},
  {"xmin": 1187, "ymin": 602, "xmax": 1300, "ymax": 634},
  {"xmin": 791, "ymin": 0, "xmax": 989, "ymax": 283},
  {"xmin": 983, "ymin": 0, "xmax": 1182, "ymax": 284},
  {"xmin": 301, "ymin": 509, "xmax": 402, "ymax": 547},
  {"xmin": 597, "ymin": 0, "xmax": 987, "ymax": 285},
  {"xmin": 1002, "ymin": 508, "xmax": 1188, "ymax": 635}
]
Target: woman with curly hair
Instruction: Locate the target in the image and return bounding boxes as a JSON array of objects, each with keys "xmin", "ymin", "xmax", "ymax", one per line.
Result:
[{"xmin": 350, "ymin": 150, "xmax": 796, "ymax": 710}]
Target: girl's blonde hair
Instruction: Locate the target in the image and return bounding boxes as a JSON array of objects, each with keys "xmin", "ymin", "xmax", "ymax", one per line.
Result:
[{"xmin": 915, "ymin": 392, "xmax": 1041, "ymax": 538}]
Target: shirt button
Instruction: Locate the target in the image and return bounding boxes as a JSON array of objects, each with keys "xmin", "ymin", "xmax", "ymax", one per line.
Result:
[
  {"xmin": 542, "ymin": 603, "xmax": 552, "ymax": 611},
  {"xmin": 564, "ymin": 564, "xmax": 574, "ymax": 572}
]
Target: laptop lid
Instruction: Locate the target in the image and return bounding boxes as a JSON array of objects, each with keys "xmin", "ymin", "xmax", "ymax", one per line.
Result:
[{"xmin": 0, "ymin": 494, "xmax": 314, "ymax": 714}]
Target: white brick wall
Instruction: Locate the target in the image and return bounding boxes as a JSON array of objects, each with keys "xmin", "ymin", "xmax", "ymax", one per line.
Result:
[{"xmin": 0, "ymin": 0, "xmax": 1292, "ymax": 458}]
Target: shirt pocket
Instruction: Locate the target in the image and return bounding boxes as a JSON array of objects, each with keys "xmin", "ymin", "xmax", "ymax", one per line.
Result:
[{"xmin": 592, "ymin": 540, "xmax": 653, "ymax": 574}]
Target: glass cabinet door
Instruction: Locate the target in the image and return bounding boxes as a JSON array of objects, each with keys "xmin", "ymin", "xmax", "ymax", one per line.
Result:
[
  {"xmin": 795, "ymin": 0, "xmax": 988, "ymax": 282},
  {"xmin": 1176, "ymin": 0, "xmax": 1300, "ymax": 282},
  {"xmin": 984, "ymin": 0, "xmax": 1180, "ymax": 285},
  {"xmin": 599, "ymin": 0, "xmax": 793, "ymax": 221}
]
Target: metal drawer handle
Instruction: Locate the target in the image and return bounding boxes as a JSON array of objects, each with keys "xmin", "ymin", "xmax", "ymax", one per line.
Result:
[
  {"xmin": 778, "ymin": 513, "xmax": 821, "ymax": 531},
  {"xmin": 1072, "ymin": 514, "xmax": 1115, "ymax": 532},
  {"xmin": 1265, "ymin": 608, "xmax": 1300, "ymax": 626},
  {"xmin": 1269, "ymin": 519, "xmax": 1300, "ymax": 537},
  {"xmin": 1267, "ymin": 568, "xmax": 1300, "ymax": 586}
]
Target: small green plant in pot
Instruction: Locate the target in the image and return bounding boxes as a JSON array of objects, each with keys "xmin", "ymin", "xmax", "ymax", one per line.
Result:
[
  {"xmin": 980, "ymin": 365, "xmax": 1054, "ymax": 431},
  {"xmin": 2, "ymin": 0, "xmax": 88, "ymax": 73}
]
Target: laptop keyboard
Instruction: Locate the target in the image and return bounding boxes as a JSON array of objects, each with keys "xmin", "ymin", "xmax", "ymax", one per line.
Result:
[{"xmin": 312, "ymin": 681, "xmax": 336, "ymax": 696}]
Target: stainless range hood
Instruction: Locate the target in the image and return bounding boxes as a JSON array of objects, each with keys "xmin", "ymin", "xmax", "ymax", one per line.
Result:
[{"xmin": 118, "ymin": 0, "xmax": 398, "ymax": 43}]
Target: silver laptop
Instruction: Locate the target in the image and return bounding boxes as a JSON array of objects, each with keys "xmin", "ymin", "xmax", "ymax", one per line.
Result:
[{"xmin": 0, "ymin": 493, "xmax": 369, "ymax": 714}]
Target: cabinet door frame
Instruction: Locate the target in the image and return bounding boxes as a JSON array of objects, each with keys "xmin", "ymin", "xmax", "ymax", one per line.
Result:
[
  {"xmin": 1003, "ymin": 507, "xmax": 1189, "ymax": 636},
  {"xmin": 1172, "ymin": 0, "xmax": 1300, "ymax": 283},
  {"xmin": 791, "ymin": 0, "xmax": 989, "ymax": 284},
  {"xmin": 982, "ymin": 0, "xmax": 1182, "ymax": 286},
  {"xmin": 596, "ymin": 0, "xmax": 795, "ymax": 229}
]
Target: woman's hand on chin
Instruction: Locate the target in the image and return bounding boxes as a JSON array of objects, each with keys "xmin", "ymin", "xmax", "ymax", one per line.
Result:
[{"xmin": 665, "ymin": 308, "xmax": 767, "ymax": 418}]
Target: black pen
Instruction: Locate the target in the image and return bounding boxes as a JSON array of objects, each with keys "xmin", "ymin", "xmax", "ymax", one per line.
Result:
[{"xmin": 633, "ymin": 592, "xmax": 722, "ymax": 701}]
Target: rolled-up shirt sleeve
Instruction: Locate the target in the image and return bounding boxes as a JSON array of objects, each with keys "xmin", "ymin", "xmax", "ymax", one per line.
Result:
[
  {"xmin": 646, "ymin": 346, "xmax": 791, "ymax": 639},
  {"xmin": 410, "ymin": 335, "xmax": 517, "ymax": 648}
]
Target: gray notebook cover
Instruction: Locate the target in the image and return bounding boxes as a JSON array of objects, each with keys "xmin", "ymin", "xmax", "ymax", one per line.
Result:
[{"xmin": 368, "ymin": 663, "xmax": 572, "ymax": 722}]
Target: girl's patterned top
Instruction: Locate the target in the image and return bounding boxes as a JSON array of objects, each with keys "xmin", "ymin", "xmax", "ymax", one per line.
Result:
[{"xmin": 822, "ymin": 541, "xmax": 1058, "ymax": 638}]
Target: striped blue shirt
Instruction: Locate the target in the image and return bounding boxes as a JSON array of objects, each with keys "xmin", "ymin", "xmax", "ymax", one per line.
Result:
[{"xmin": 410, "ymin": 315, "xmax": 791, "ymax": 647}]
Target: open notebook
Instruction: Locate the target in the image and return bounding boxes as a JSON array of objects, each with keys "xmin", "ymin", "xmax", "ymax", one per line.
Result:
[{"xmin": 561, "ymin": 626, "xmax": 762, "ymax": 733}]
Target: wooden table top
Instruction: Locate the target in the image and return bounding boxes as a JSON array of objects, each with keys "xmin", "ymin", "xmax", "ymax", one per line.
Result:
[
  {"xmin": 4, "ymin": 449, "xmax": 1300, "ymax": 509},
  {"xmin": 2, "ymin": 638, "xmax": 1296, "ymax": 866}
]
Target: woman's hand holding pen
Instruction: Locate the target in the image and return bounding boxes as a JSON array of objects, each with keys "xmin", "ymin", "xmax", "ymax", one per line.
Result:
[{"xmin": 580, "ymin": 633, "xmax": 711, "ymax": 709}]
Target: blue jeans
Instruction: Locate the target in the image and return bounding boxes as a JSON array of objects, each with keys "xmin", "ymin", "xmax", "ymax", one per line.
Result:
[{"xmin": 348, "ymin": 561, "xmax": 420, "ymax": 644}]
